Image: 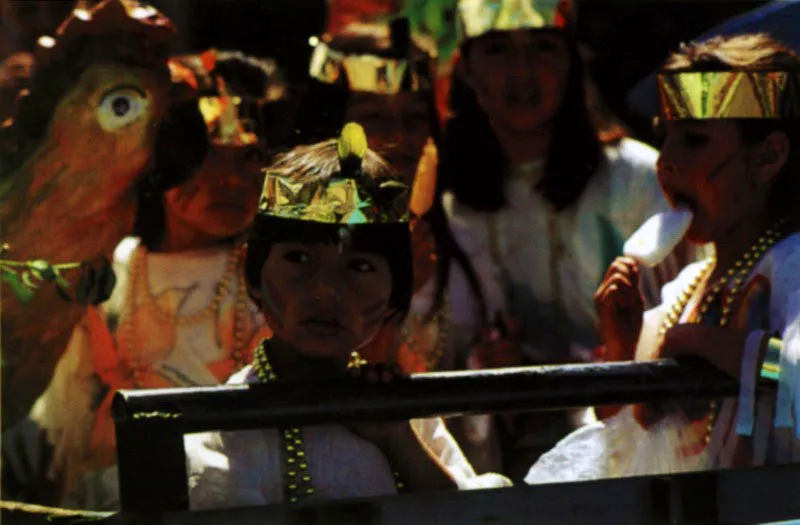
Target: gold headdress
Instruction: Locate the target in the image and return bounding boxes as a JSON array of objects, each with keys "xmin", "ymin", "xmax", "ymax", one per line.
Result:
[
  {"xmin": 169, "ymin": 49, "xmax": 285, "ymax": 146},
  {"xmin": 308, "ymin": 19, "xmax": 433, "ymax": 95},
  {"xmin": 658, "ymin": 71, "xmax": 800, "ymax": 120},
  {"xmin": 258, "ymin": 123, "xmax": 410, "ymax": 224},
  {"xmin": 457, "ymin": 0, "xmax": 574, "ymax": 41}
]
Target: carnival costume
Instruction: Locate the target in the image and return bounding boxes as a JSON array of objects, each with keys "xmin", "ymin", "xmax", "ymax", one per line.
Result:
[
  {"xmin": 187, "ymin": 124, "xmax": 508, "ymax": 510},
  {"xmin": 10, "ymin": 48, "xmax": 276, "ymax": 510},
  {"xmin": 527, "ymin": 64, "xmax": 800, "ymax": 484},
  {"xmin": 306, "ymin": 20, "xmax": 450, "ymax": 375},
  {"xmin": 405, "ymin": 0, "xmax": 677, "ymax": 479}
]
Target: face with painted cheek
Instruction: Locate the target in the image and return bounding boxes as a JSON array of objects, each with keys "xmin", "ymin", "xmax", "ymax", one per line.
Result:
[
  {"xmin": 164, "ymin": 145, "xmax": 265, "ymax": 241},
  {"xmin": 465, "ymin": 29, "xmax": 569, "ymax": 133},
  {"xmin": 257, "ymin": 241, "xmax": 394, "ymax": 359},
  {"xmin": 344, "ymin": 92, "xmax": 432, "ymax": 183},
  {"xmin": 657, "ymin": 120, "xmax": 763, "ymax": 243}
]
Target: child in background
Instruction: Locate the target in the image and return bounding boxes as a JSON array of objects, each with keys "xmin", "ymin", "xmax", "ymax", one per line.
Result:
[{"xmin": 5, "ymin": 49, "xmax": 279, "ymax": 510}]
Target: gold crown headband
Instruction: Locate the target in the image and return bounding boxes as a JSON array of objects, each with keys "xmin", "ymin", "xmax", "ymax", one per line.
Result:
[
  {"xmin": 170, "ymin": 49, "xmax": 285, "ymax": 146},
  {"xmin": 309, "ymin": 41, "xmax": 426, "ymax": 95},
  {"xmin": 197, "ymin": 79, "xmax": 259, "ymax": 147},
  {"xmin": 658, "ymin": 71, "xmax": 800, "ymax": 120},
  {"xmin": 258, "ymin": 123, "xmax": 410, "ymax": 225},
  {"xmin": 457, "ymin": 0, "xmax": 572, "ymax": 41}
]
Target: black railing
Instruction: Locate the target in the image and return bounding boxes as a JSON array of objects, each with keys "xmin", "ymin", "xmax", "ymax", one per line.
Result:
[{"xmin": 112, "ymin": 358, "xmax": 744, "ymax": 514}]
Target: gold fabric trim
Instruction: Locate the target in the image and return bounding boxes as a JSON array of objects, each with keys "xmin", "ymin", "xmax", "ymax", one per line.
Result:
[
  {"xmin": 309, "ymin": 42, "xmax": 423, "ymax": 94},
  {"xmin": 258, "ymin": 174, "xmax": 409, "ymax": 225},
  {"xmin": 658, "ymin": 71, "xmax": 800, "ymax": 120},
  {"xmin": 457, "ymin": 0, "xmax": 571, "ymax": 40}
]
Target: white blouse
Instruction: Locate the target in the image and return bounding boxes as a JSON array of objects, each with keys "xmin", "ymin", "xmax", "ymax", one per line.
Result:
[{"xmin": 440, "ymin": 138, "xmax": 668, "ymax": 363}]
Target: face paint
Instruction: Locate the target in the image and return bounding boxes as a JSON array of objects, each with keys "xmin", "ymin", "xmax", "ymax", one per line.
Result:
[
  {"xmin": 705, "ymin": 149, "xmax": 741, "ymax": 182},
  {"xmin": 260, "ymin": 277, "xmax": 285, "ymax": 329},
  {"xmin": 361, "ymin": 297, "xmax": 390, "ymax": 330}
]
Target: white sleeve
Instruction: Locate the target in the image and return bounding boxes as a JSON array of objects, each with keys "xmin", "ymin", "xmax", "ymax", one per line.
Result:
[
  {"xmin": 410, "ymin": 418, "xmax": 512, "ymax": 490},
  {"xmin": 186, "ymin": 431, "xmax": 267, "ymax": 510}
]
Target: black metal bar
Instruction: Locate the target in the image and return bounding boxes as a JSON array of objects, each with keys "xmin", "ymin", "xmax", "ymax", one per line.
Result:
[
  {"xmin": 112, "ymin": 359, "xmax": 744, "ymax": 513},
  {"xmin": 115, "ymin": 414, "xmax": 187, "ymax": 515},
  {"xmin": 112, "ymin": 359, "xmax": 741, "ymax": 434}
]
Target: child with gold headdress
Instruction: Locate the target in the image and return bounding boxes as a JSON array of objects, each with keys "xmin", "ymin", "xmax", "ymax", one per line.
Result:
[
  {"xmin": 296, "ymin": 18, "xmax": 511, "ymax": 491},
  {"xmin": 526, "ymin": 33, "xmax": 800, "ymax": 482},
  {"xmin": 3, "ymin": 48, "xmax": 282, "ymax": 510},
  {"xmin": 186, "ymin": 123, "xmax": 471, "ymax": 508},
  {"xmin": 421, "ymin": 0, "xmax": 703, "ymax": 480}
]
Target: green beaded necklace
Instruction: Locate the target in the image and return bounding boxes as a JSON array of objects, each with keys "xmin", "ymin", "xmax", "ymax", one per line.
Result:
[{"xmin": 252, "ymin": 340, "xmax": 406, "ymax": 503}]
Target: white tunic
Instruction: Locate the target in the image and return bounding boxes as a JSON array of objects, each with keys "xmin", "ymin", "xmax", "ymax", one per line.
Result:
[
  {"xmin": 186, "ymin": 366, "xmax": 399, "ymax": 509},
  {"xmin": 28, "ymin": 237, "xmax": 267, "ymax": 510},
  {"xmin": 441, "ymin": 138, "xmax": 668, "ymax": 363},
  {"xmin": 526, "ymin": 233, "xmax": 800, "ymax": 483},
  {"xmin": 187, "ymin": 366, "xmax": 512, "ymax": 510}
]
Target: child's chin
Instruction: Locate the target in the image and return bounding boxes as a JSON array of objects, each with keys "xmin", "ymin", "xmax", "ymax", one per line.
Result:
[{"xmin": 685, "ymin": 224, "xmax": 711, "ymax": 245}]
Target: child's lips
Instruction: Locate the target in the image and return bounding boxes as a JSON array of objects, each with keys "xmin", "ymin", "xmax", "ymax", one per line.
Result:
[
  {"xmin": 672, "ymin": 192, "xmax": 696, "ymax": 212},
  {"xmin": 301, "ymin": 317, "xmax": 345, "ymax": 337}
]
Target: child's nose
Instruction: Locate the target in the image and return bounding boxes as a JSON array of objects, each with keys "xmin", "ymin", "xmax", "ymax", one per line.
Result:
[{"xmin": 311, "ymin": 276, "xmax": 344, "ymax": 304}]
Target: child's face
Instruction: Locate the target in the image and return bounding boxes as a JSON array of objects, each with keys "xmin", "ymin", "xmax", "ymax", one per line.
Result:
[
  {"xmin": 344, "ymin": 92, "xmax": 431, "ymax": 182},
  {"xmin": 465, "ymin": 29, "xmax": 570, "ymax": 134},
  {"xmin": 657, "ymin": 120, "xmax": 770, "ymax": 243},
  {"xmin": 257, "ymin": 241, "xmax": 393, "ymax": 359},
  {"xmin": 164, "ymin": 145, "xmax": 264, "ymax": 243}
]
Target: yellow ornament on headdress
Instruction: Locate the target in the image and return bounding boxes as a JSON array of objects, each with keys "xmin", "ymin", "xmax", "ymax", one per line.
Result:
[
  {"xmin": 337, "ymin": 122, "xmax": 369, "ymax": 161},
  {"xmin": 658, "ymin": 71, "xmax": 800, "ymax": 120},
  {"xmin": 457, "ymin": 0, "xmax": 574, "ymax": 41},
  {"xmin": 258, "ymin": 123, "xmax": 410, "ymax": 225}
]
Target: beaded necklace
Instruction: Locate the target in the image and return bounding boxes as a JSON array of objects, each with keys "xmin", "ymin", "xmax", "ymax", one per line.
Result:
[
  {"xmin": 123, "ymin": 243, "xmax": 249, "ymax": 387},
  {"xmin": 252, "ymin": 340, "xmax": 406, "ymax": 503},
  {"xmin": 659, "ymin": 220, "xmax": 787, "ymax": 450}
]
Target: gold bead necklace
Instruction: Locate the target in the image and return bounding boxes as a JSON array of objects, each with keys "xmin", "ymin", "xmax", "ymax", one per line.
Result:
[
  {"xmin": 252, "ymin": 340, "xmax": 406, "ymax": 503},
  {"xmin": 123, "ymin": 244, "xmax": 249, "ymax": 388},
  {"xmin": 659, "ymin": 220, "xmax": 787, "ymax": 449}
]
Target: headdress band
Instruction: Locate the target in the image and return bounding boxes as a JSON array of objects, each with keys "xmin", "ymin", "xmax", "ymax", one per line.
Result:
[
  {"xmin": 169, "ymin": 49, "xmax": 285, "ymax": 146},
  {"xmin": 258, "ymin": 123, "xmax": 409, "ymax": 224},
  {"xmin": 457, "ymin": 0, "xmax": 573, "ymax": 41},
  {"xmin": 309, "ymin": 42, "xmax": 428, "ymax": 95},
  {"xmin": 658, "ymin": 71, "xmax": 800, "ymax": 120}
]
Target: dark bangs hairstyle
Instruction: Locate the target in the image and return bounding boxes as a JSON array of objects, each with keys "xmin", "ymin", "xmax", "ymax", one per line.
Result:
[
  {"xmin": 245, "ymin": 139, "xmax": 414, "ymax": 319},
  {"xmin": 441, "ymin": 29, "xmax": 613, "ymax": 212},
  {"xmin": 660, "ymin": 33, "xmax": 800, "ymax": 226}
]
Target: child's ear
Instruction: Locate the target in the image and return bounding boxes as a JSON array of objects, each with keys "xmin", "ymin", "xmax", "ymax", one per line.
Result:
[{"xmin": 752, "ymin": 131, "xmax": 790, "ymax": 186}]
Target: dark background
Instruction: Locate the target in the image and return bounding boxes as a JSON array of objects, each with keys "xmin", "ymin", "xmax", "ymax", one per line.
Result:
[
  {"xmin": 158, "ymin": 0, "xmax": 776, "ymax": 142},
  {"xmin": 1, "ymin": 0, "xmax": 773, "ymax": 141}
]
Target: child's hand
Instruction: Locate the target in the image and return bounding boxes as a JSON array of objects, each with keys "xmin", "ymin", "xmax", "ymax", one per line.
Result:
[
  {"xmin": 633, "ymin": 324, "xmax": 749, "ymax": 428},
  {"xmin": 345, "ymin": 362, "xmax": 410, "ymax": 449},
  {"xmin": 658, "ymin": 324, "xmax": 748, "ymax": 375},
  {"xmin": 595, "ymin": 257, "xmax": 644, "ymax": 362}
]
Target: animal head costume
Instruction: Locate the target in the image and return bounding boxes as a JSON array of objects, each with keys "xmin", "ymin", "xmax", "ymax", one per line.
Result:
[{"xmin": 0, "ymin": 0, "xmax": 175, "ymax": 427}]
